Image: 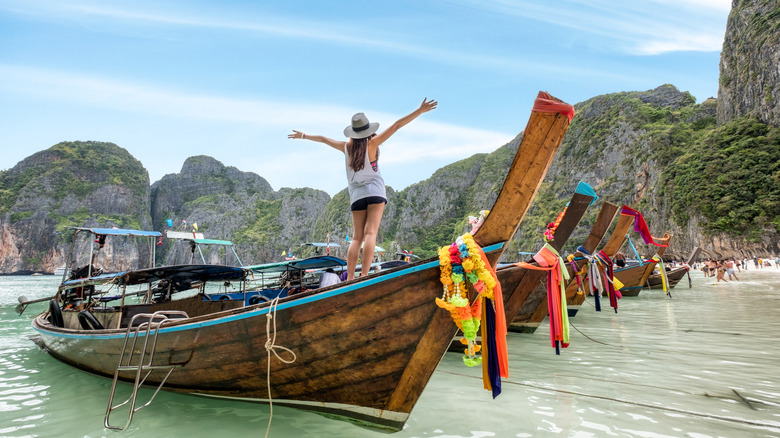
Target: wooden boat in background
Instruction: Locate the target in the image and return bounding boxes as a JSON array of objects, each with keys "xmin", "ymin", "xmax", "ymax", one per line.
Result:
[
  {"xmin": 564, "ymin": 209, "xmax": 635, "ymax": 317},
  {"xmin": 509, "ymin": 201, "xmax": 619, "ymax": 333},
  {"xmin": 29, "ymin": 91, "xmax": 575, "ymax": 432},
  {"xmin": 496, "ymin": 188, "xmax": 596, "ymax": 324},
  {"xmin": 646, "ymin": 246, "xmax": 701, "ymax": 290},
  {"xmin": 444, "ymin": 185, "xmax": 599, "ymax": 350},
  {"xmin": 616, "ymin": 234, "xmax": 671, "ymax": 297}
]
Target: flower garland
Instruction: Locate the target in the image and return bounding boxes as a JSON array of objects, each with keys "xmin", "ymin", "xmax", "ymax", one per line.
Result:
[
  {"xmin": 435, "ymin": 233, "xmax": 497, "ymax": 367},
  {"xmin": 544, "ymin": 206, "xmax": 567, "ymax": 241}
]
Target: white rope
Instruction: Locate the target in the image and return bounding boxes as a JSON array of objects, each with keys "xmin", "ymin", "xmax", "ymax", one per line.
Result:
[{"xmin": 263, "ymin": 296, "xmax": 297, "ymax": 438}]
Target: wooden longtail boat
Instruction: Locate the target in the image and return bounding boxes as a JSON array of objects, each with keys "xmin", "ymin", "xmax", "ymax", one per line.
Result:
[
  {"xmin": 615, "ymin": 234, "xmax": 671, "ymax": 297},
  {"xmin": 29, "ymin": 91, "xmax": 575, "ymax": 432},
  {"xmin": 646, "ymin": 246, "xmax": 701, "ymax": 290},
  {"xmin": 564, "ymin": 211, "xmax": 635, "ymax": 316},
  {"xmin": 508, "ymin": 201, "xmax": 619, "ymax": 333}
]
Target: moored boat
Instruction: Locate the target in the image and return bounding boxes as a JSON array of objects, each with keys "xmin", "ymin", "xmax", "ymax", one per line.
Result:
[
  {"xmin": 497, "ymin": 184, "xmax": 597, "ymax": 327},
  {"xmin": 509, "ymin": 201, "xmax": 619, "ymax": 332},
  {"xmin": 448, "ymin": 183, "xmax": 598, "ymax": 347},
  {"xmin": 645, "ymin": 246, "xmax": 701, "ymax": 290},
  {"xmin": 615, "ymin": 234, "xmax": 671, "ymax": 297},
  {"xmin": 28, "ymin": 91, "xmax": 576, "ymax": 432},
  {"xmin": 564, "ymin": 210, "xmax": 635, "ymax": 316}
]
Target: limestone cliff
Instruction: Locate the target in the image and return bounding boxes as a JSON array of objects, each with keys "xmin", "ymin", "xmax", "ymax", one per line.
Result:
[
  {"xmin": 718, "ymin": 0, "xmax": 780, "ymax": 125},
  {"xmin": 532, "ymin": 86, "xmax": 778, "ymax": 260},
  {"xmin": 0, "ymin": 141, "xmax": 153, "ymax": 273}
]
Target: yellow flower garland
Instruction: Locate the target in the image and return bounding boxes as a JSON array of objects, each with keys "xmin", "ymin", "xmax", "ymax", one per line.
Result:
[{"xmin": 435, "ymin": 232, "xmax": 497, "ymax": 367}]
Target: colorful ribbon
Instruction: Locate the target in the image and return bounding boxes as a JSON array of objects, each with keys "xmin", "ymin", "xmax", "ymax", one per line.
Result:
[
  {"xmin": 620, "ymin": 206, "xmax": 668, "ymax": 247},
  {"xmin": 651, "ymin": 255, "xmax": 671, "ymax": 297},
  {"xmin": 626, "ymin": 234, "xmax": 643, "ymax": 261},
  {"xmin": 515, "ymin": 243, "xmax": 570, "ymax": 354},
  {"xmin": 596, "ymin": 250, "xmax": 621, "ymax": 312},
  {"xmin": 476, "ymin": 248, "xmax": 508, "ymax": 398},
  {"xmin": 578, "ymin": 247, "xmax": 604, "ymax": 312},
  {"xmin": 685, "ymin": 264, "xmax": 692, "ymax": 288}
]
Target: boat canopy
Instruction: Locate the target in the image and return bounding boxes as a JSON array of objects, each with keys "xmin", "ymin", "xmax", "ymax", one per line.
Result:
[
  {"xmin": 60, "ymin": 265, "xmax": 246, "ymax": 289},
  {"xmin": 116, "ymin": 265, "xmax": 246, "ymax": 285},
  {"xmin": 60, "ymin": 271, "xmax": 128, "ymax": 289},
  {"xmin": 245, "ymin": 255, "xmax": 346, "ymax": 274},
  {"xmin": 73, "ymin": 227, "xmax": 162, "ymax": 237},
  {"xmin": 301, "ymin": 242, "xmax": 341, "ymax": 248},
  {"xmin": 166, "ymin": 231, "xmax": 242, "ymax": 266},
  {"xmin": 193, "ymin": 238, "xmax": 233, "ymax": 246}
]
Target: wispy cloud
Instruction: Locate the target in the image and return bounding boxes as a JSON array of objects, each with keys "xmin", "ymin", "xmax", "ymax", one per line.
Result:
[
  {"xmin": 0, "ymin": 64, "xmax": 513, "ymax": 164},
  {"xmin": 449, "ymin": 0, "xmax": 729, "ymax": 55},
  {"xmin": 0, "ymin": 0, "xmax": 639, "ymax": 82}
]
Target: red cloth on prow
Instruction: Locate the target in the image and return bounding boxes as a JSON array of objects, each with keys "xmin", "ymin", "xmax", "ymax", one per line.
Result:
[{"xmin": 532, "ymin": 91, "xmax": 575, "ymax": 123}]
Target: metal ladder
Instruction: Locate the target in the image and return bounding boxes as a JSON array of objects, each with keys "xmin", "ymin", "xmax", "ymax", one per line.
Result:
[{"xmin": 104, "ymin": 311, "xmax": 189, "ymax": 431}]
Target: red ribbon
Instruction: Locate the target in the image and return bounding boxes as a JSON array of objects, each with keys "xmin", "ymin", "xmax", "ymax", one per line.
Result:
[{"xmin": 620, "ymin": 206, "xmax": 668, "ymax": 247}]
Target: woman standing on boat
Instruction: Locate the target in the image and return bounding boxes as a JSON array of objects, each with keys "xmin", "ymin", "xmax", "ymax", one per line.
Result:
[{"xmin": 289, "ymin": 98, "xmax": 437, "ymax": 280}]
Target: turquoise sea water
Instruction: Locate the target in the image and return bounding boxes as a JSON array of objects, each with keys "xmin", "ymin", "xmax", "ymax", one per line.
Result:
[{"xmin": 1, "ymin": 268, "xmax": 779, "ymax": 438}]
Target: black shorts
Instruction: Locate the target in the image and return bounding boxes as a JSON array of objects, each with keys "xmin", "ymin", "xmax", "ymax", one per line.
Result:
[{"xmin": 350, "ymin": 196, "xmax": 387, "ymax": 211}]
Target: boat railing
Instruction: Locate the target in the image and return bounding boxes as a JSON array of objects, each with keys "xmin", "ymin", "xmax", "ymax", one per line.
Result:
[{"xmin": 104, "ymin": 310, "xmax": 190, "ymax": 431}]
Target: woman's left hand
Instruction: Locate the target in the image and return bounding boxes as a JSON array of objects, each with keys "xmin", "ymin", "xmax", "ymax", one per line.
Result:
[
  {"xmin": 418, "ymin": 98, "xmax": 438, "ymax": 114},
  {"xmin": 288, "ymin": 130, "xmax": 305, "ymax": 139}
]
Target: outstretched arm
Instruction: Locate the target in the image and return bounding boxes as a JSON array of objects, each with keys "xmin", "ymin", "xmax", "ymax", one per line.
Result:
[
  {"xmin": 372, "ymin": 98, "xmax": 437, "ymax": 146},
  {"xmin": 289, "ymin": 130, "xmax": 345, "ymax": 152}
]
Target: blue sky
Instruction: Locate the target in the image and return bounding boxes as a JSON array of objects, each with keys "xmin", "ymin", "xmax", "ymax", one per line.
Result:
[{"xmin": 0, "ymin": 0, "xmax": 731, "ymax": 196}]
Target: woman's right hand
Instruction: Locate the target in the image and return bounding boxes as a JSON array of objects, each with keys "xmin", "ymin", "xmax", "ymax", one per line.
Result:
[{"xmin": 288, "ymin": 130, "xmax": 305, "ymax": 139}]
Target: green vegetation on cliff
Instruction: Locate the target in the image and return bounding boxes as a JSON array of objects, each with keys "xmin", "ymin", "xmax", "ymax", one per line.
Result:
[
  {"xmin": 233, "ymin": 198, "xmax": 283, "ymax": 245},
  {"xmin": 663, "ymin": 116, "xmax": 780, "ymax": 239},
  {"xmin": 0, "ymin": 141, "xmax": 148, "ymax": 217}
]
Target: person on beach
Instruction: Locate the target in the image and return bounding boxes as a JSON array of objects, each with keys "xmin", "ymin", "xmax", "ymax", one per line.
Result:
[
  {"xmin": 289, "ymin": 98, "xmax": 438, "ymax": 280},
  {"xmin": 715, "ymin": 260, "xmax": 728, "ymax": 283},
  {"xmin": 725, "ymin": 259, "xmax": 739, "ymax": 281}
]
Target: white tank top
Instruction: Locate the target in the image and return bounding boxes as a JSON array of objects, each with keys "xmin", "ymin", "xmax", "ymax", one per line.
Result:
[{"xmin": 344, "ymin": 142, "xmax": 386, "ymax": 204}]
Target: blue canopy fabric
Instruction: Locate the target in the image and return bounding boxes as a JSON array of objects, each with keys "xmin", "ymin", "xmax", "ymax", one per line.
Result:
[
  {"xmin": 59, "ymin": 265, "xmax": 246, "ymax": 287},
  {"xmin": 246, "ymin": 256, "xmax": 346, "ymax": 274},
  {"xmin": 76, "ymin": 227, "xmax": 162, "ymax": 237}
]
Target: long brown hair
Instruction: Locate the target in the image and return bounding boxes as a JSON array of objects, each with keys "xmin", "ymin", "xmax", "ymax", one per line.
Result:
[{"xmin": 347, "ymin": 134, "xmax": 376, "ymax": 172}]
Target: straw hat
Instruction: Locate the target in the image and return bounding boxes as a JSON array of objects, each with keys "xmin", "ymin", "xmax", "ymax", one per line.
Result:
[{"xmin": 343, "ymin": 112, "xmax": 379, "ymax": 139}]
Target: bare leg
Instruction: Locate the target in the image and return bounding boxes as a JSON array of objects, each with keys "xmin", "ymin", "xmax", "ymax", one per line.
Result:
[
  {"xmin": 347, "ymin": 210, "xmax": 367, "ymax": 281},
  {"xmin": 359, "ymin": 203, "xmax": 386, "ymax": 274}
]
